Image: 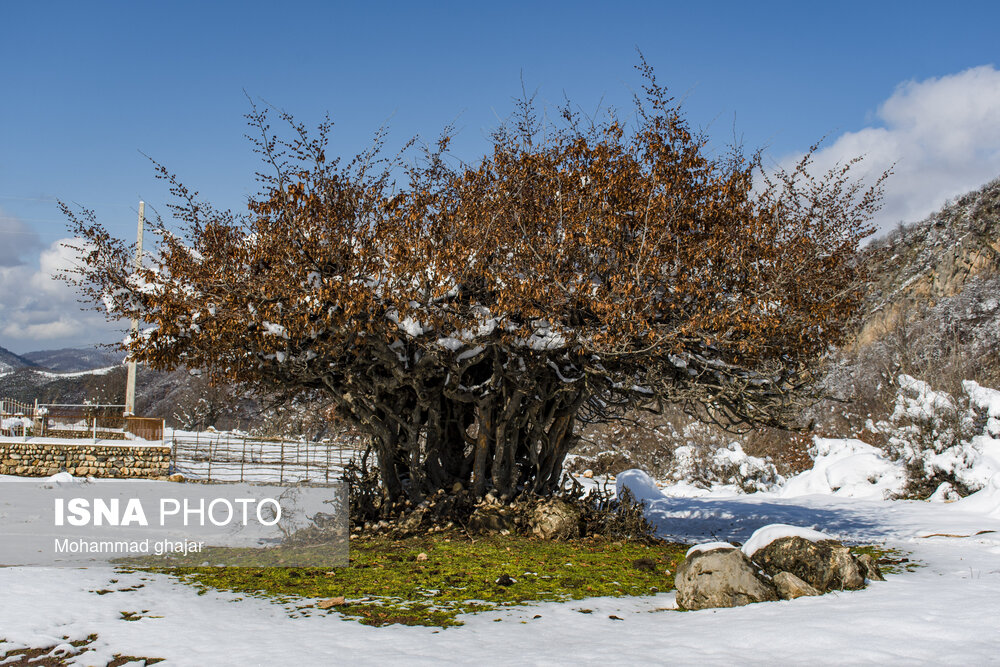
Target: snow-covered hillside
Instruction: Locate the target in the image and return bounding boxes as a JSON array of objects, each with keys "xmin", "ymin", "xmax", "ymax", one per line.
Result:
[{"xmin": 0, "ymin": 345, "xmax": 35, "ymax": 375}]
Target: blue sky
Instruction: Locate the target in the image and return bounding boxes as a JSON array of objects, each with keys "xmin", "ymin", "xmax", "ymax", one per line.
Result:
[{"xmin": 2, "ymin": 1, "xmax": 1000, "ymax": 353}]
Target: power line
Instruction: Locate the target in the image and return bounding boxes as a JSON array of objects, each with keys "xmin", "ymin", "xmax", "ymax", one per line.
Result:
[
  {"xmin": 0, "ymin": 195, "xmax": 136, "ymax": 207},
  {"xmin": 0, "ymin": 229, "xmax": 75, "ymax": 236}
]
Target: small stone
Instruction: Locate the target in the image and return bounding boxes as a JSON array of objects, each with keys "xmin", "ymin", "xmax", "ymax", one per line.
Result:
[
  {"xmin": 856, "ymin": 554, "xmax": 885, "ymax": 582},
  {"xmin": 317, "ymin": 596, "xmax": 346, "ymax": 609},
  {"xmin": 582, "ymin": 469, "xmax": 594, "ymax": 478},
  {"xmin": 416, "ymin": 552, "xmax": 428, "ymax": 562},
  {"xmin": 495, "ymin": 574, "xmax": 516, "ymax": 586},
  {"xmin": 773, "ymin": 571, "xmax": 821, "ymax": 600},
  {"xmin": 451, "ymin": 482, "xmax": 464, "ymax": 494},
  {"xmin": 631, "ymin": 558, "xmax": 657, "ymax": 572},
  {"xmin": 168, "ymin": 473, "xmax": 185, "ymax": 483}
]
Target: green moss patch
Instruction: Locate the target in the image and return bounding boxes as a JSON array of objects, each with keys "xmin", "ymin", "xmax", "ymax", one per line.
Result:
[
  {"xmin": 161, "ymin": 535, "xmax": 689, "ymax": 627},
  {"xmin": 850, "ymin": 545, "xmax": 921, "ymax": 574}
]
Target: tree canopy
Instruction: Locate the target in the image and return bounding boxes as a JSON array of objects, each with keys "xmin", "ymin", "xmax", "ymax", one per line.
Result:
[{"xmin": 64, "ymin": 63, "xmax": 886, "ymax": 507}]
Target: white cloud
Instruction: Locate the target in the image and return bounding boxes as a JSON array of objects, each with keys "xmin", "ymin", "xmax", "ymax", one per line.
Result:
[
  {"xmin": 0, "ymin": 209, "xmax": 42, "ymax": 267},
  {"xmin": 0, "ymin": 237, "xmax": 120, "ymax": 352},
  {"xmin": 778, "ymin": 65, "xmax": 1000, "ymax": 234}
]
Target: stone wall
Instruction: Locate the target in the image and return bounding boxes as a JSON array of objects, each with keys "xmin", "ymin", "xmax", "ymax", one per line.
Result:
[{"xmin": 0, "ymin": 440, "xmax": 171, "ymax": 478}]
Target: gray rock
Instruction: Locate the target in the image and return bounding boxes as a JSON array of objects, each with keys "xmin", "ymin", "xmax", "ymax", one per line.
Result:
[
  {"xmin": 468, "ymin": 504, "xmax": 515, "ymax": 533},
  {"xmin": 675, "ymin": 547, "xmax": 779, "ymax": 610},
  {"xmin": 856, "ymin": 553, "xmax": 886, "ymax": 582},
  {"xmin": 750, "ymin": 537, "xmax": 865, "ymax": 592},
  {"xmin": 773, "ymin": 571, "xmax": 821, "ymax": 599},
  {"xmin": 401, "ymin": 507, "xmax": 427, "ymax": 531},
  {"xmin": 530, "ymin": 498, "xmax": 581, "ymax": 540}
]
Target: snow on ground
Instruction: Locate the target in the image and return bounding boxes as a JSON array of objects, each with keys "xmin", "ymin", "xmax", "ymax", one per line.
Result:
[
  {"xmin": 1, "ymin": 476, "xmax": 999, "ymax": 664},
  {"xmin": 31, "ymin": 365, "xmax": 120, "ymax": 379},
  {"xmin": 3, "ymin": 432, "xmax": 1000, "ymax": 664}
]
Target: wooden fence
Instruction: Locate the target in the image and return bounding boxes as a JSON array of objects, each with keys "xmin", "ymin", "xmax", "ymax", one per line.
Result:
[
  {"xmin": 125, "ymin": 416, "xmax": 165, "ymax": 441},
  {"xmin": 169, "ymin": 430, "xmax": 366, "ymax": 484},
  {"xmin": 1, "ymin": 398, "xmax": 36, "ymax": 436},
  {"xmin": 1, "ymin": 399, "xmax": 164, "ymax": 441}
]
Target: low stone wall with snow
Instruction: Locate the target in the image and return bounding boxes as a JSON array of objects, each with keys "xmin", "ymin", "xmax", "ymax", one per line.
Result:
[{"xmin": 0, "ymin": 440, "xmax": 171, "ymax": 478}]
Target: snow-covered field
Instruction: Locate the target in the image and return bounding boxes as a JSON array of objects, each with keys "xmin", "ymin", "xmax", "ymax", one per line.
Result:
[{"xmin": 2, "ymin": 436, "xmax": 1000, "ymax": 664}]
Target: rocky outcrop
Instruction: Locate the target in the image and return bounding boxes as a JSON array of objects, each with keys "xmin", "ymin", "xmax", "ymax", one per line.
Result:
[
  {"xmin": 674, "ymin": 547, "xmax": 779, "ymax": 611},
  {"xmin": 857, "ymin": 177, "xmax": 1000, "ymax": 348}
]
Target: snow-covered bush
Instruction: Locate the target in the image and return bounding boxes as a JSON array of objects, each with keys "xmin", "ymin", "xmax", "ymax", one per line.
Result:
[
  {"xmin": 664, "ymin": 441, "xmax": 785, "ymax": 493},
  {"xmin": 873, "ymin": 374, "xmax": 1000, "ymax": 497}
]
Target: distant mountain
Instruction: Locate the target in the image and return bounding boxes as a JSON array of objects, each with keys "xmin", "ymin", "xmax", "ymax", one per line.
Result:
[
  {"xmin": 21, "ymin": 346, "xmax": 122, "ymax": 373},
  {"xmin": 0, "ymin": 345, "xmax": 37, "ymax": 374}
]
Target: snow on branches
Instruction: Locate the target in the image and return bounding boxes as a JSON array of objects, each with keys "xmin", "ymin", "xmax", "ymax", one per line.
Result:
[{"xmin": 61, "ymin": 62, "xmax": 886, "ymax": 504}]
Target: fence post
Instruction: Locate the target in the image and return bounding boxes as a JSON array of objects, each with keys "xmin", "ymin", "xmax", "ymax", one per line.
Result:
[{"xmin": 205, "ymin": 432, "xmax": 212, "ymax": 483}]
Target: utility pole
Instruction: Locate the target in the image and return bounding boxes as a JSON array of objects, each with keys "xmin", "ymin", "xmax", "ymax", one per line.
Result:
[{"xmin": 124, "ymin": 201, "xmax": 144, "ymax": 416}]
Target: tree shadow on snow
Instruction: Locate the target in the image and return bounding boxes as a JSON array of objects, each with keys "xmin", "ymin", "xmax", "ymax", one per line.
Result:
[{"xmin": 643, "ymin": 496, "xmax": 892, "ymax": 544}]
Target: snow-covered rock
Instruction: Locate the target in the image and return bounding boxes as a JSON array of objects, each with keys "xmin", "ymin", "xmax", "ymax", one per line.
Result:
[
  {"xmin": 44, "ymin": 471, "xmax": 78, "ymax": 485},
  {"xmin": 615, "ymin": 469, "xmax": 665, "ymax": 504},
  {"xmin": 684, "ymin": 541, "xmax": 737, "ymax": 558},
  {"xmin": 741, "ymin": 524, "xmax": 834, "ymax": 558}
]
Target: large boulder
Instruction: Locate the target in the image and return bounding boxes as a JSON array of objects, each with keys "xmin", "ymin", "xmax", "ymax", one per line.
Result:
[
  {"xmin": 530, "ymin": 498, "xmax": 581, "ymax": 540},
  {"xmin": 675, "ymin": 546, "xmax": 779, "ymax": 610},
  {"xmin": 750, "ymin": 536, "xmax": 865, "ymax": 592}
]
